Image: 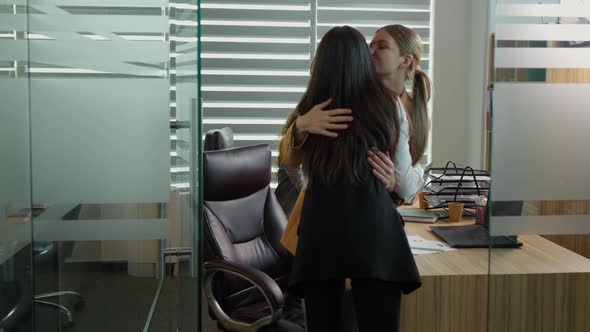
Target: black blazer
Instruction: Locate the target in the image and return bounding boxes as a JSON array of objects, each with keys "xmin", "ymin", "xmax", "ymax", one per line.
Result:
[{"xmin": 289, "ymin": 170, "xmax": 421, "ymax": 295}]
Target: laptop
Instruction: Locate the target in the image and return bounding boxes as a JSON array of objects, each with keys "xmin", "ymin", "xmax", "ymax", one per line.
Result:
[{"xmin": 429, "ymin": 201, "xmax": 522, "ymax": 249}]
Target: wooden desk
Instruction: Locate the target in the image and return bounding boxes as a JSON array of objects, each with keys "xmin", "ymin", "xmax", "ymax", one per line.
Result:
[{"xmin": 399, "ymin": 220, "xmax": 590, "ymax": 332}]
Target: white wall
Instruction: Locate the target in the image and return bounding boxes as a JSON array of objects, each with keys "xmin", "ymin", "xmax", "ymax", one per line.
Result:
[{"xmin": 430, "ymin": 0, "xmax": 491, "ymax": 168}]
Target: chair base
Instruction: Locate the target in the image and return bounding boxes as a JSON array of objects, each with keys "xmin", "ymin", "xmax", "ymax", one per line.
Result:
[
  {"xmin": 34, "ymin": 291, "xmax": 84, "ymax": 329},
  {"xmin": 35, "ymin": 291, "xmax": 85, "ymax": 311}
]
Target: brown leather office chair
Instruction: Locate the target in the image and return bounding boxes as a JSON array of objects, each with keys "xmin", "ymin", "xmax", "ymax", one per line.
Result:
[{"xmin": 202, "ymin": 144, "xmax": 305, "ymax": 332}]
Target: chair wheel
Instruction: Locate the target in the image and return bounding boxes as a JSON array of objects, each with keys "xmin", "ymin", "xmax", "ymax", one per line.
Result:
[
  {"xmin": 62, "ymin": 320, "xmax": 75, "ymax": 330},
  {"xmin": 74, "ymin": 300, "xmax": 85, "ymax": 311}
]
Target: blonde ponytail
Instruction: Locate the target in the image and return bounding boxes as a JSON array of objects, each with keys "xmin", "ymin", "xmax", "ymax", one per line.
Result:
[{"xmin": 409, "ymin": 69, "xmax": 432, "ymax": 165}]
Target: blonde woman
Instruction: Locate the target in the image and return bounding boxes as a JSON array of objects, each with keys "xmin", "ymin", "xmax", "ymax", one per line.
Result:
[{"xmin": 370, "ymin": 24, "xmax": 432, "ymax": 171}]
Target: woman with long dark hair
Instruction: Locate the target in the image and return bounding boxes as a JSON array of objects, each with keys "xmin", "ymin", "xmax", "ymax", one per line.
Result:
[
  {"xmin": 277, "ymin": 24, "xmax": 432, "ymax": 224},
  {"xmin": 285, "ymin": 26, "xmax": 420, "ymax": 332}
]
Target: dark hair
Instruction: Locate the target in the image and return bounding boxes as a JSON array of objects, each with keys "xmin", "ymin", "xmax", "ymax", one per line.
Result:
[{"xmin": 284, "ymin": 26, "xmax": 399, "ymax": 186}]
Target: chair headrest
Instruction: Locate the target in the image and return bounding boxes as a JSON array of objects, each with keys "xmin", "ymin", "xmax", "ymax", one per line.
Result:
[
  {"xmin": 204, "ymin": 127, "xmax": 234, "ymax": 151},
  {"xmin": 203, "ymin": 144, "xmax": 271, "ymax": 201}
]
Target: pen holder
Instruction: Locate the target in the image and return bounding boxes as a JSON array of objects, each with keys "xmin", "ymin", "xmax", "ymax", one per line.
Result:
[{"xmin": 474, "ymin": 195, "xmax": 488, "ymax": 225}]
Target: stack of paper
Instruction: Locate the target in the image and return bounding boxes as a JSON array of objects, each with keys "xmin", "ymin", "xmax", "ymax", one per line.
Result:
[{"xmin": 407, "ymin": 235, "xmax": 456, "ymax": 255}]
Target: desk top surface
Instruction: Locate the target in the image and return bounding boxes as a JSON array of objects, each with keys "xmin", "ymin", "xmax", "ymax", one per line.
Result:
[{"xmin": 405, "ymin": 216, "xmax": 590, "ymax": 276}]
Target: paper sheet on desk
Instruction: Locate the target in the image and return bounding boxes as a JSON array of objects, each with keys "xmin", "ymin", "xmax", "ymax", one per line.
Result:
[{"xmin": 407, "ymin": 235, "xmax": 456, "ymax": 255}]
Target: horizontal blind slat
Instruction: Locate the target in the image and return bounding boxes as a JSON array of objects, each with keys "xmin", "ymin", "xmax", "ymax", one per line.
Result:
[{"xmin": 201, "ymin": 0, "xmax": 432, "ymax": 170}]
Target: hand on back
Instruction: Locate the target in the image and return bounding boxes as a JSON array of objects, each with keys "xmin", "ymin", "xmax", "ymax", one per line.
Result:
[
  {"xmin": 368, "ymin": 149, "xmax": 396, "ymax": 193},
  {"xmin": 296, "ymin": 99, "xmax": 396, "ymax": 193},
  {"xmin": 295, "ymin": 98, "xmax": 353, "ymax": 138}
]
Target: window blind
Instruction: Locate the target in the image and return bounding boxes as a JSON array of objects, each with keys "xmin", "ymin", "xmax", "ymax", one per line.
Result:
[
  {"xmin": 200, "ymin": 0, "xmax": 312, "ymax": 188},
  {"xmin": 201, "ymin": 0, "xmax": 434, "ymax": 187}
]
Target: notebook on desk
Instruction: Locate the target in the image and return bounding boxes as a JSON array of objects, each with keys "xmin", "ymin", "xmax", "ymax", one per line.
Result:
[
  {"xmin": 400, "ymin": 209, "xmax": 448, "ymax": 223},
  {"xmin": 426, "ymin": 177, "xmax": 522, "ymax": 248},
  {"xmin": 430, "ymin": 224, "xmax": 522, "ymax": 248}
]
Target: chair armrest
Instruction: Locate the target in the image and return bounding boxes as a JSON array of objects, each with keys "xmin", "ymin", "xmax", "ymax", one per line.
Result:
[
  {"xmin": 203, "ymin": 260, "xmax": 284, "ymax": 331},
  {"xmin": 1, "ymin": 278, "xmax": 33, "ymax": 330}
]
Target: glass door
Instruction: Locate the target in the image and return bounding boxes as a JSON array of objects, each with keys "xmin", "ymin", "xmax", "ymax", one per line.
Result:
[
  {"xmin": 489, "ymin": 1, "xmax": 590, "ymax": 331},
  {"xmin": 1, "ymin": 2, "xmax": 33, "ymax": 331},
  {"xmin": 2, "ymin": 0, "xmax": 202, "ymax": 331}
]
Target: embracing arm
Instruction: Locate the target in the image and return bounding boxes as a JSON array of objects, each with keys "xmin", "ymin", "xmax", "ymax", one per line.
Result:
[
  {"xmin": 278, "ymin": 99, "xmax": 353, "ymax": 168},
  {"xmin": 278, "ymin": 121, "xmax": 307, "ymax": 168}
]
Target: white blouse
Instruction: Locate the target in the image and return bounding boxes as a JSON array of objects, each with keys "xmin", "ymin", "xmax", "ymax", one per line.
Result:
[{"xmin": 393, "ymin": 99, "xmax": 425, "ymax": 202}]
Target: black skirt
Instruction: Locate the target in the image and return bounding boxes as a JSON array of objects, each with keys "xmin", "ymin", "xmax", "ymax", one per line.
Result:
[{"xmin": 289, "ymin": 173, "xmax": 421, "ymax": 295}]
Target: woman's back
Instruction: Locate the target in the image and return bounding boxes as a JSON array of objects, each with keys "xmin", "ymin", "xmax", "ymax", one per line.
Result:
[
  {"xmin": 284, "ymin": 26, "xmax": 398, "ymax": 187},
  {"xmin": 292, "ymin": 164, "xmax": 420, "ymax": 295},
  {"xmin": 287, "ymin": 26, "xmax": 420, "ymax": 296}
]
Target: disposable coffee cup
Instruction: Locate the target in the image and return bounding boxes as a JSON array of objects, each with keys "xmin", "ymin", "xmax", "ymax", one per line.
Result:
[
  {"xmin": 448, "ymin": 202, "xmax": 464, "ymax": 222},
  {"xmin": 418, "ymin": 192, "xmax": 431, "ymax": 209}
]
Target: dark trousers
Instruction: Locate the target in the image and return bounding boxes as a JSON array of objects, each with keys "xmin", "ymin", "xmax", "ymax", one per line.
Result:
[{"xmin": 303, "ymin": 278, "xmax": 401, "ymax": 332}]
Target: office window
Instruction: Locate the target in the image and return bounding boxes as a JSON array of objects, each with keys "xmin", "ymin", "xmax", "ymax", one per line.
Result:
[
  {"xmin": 201, "ymin": 0, "xmax": 435, "ymax": 187},
  {"xmin": 200, "ymin": 0, "xmax": 312, "ymax": 188}
]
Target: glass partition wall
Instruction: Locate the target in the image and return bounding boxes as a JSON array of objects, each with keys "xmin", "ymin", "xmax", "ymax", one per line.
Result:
[
  {"xmin": 15, "ymin": 1, "xmax": 590, "ymax": 331},
  {"xmin": 489, "ymin": 1, "xmax": 590, "ymax": 331},
  {"xmin": 1, "ymin": 2, "xmax": 33, "ymax": 332},
  {"xmin": 1, "ymin": 1, "xmax": 201, "ymax": 331}
]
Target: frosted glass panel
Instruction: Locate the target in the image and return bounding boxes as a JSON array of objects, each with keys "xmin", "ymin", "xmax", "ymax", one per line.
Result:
[
  {"xmin": 0, "ymin": 3, "xmax": 30, "ymax": 271},
  {"xmin": 490, "ymin": 3, "xmax": 590, "ymax": 331},
  {"xmin": 30, "ymin": 78, "xmax": 169, "ymax": 204},
  {"xmin": 0, "ymin": 14, "xmax": 27, "ymax": 30},
  {"xmin": 0, "ymin": 79, "xmax": 31, "ymax": 265},
  {"xmin": 497, "ymin": 0, "xmax": 559, "ymax": 3},
  {"xmin": 491, "ymin": 84, "xmax": 590, "ymax": 201},
  {"xmin": 0, "ymin": 80, "xmax": 31, "ymax": 217},
  {"xmin": 491, "ymin": 2, "xmax": 590, "ymax": 237},
  {"xmin": 497, "ymin": 4, "xmax": 590, "ymax": 17},
  {"xmin": 491, "ymin": 215, "xmax": 590, "ymax": 236},
  {"xmin": 496, "ymin": 24, "xmax": 590, "ymax": 41},
  {"xmin": 496, "ymin": 48, "xmax": 590, "ymax": 68},
  {"xmin": 0, "ymin": 41, "xmax": 28, "ymax": 61},
  {"xmin": 28, "ymin": 14, "xmax": 168, "ymax": 33},
  {"xmin": 1, "ymin": 0, "xmax": 202, "ymax": 331},
  {"xmin": 0, "ymin": 6, "xmax": 34, "ymax": 331},
  {"xmin": 28, "ymin": 41, "xmax": 168, "ymax": 76}
]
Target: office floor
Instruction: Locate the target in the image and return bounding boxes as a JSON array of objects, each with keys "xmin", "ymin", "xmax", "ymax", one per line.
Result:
[
  {"xmin": 29, "ymin": 260, "xmax": 373, "ymax": 332},
  {"xmin": 29, "ymin": 258, "xmax": 217, "ymax": 332},
  {"xmin": 11, "ymin": 252, "xmax": 370, "ymax": 332},
  {"xmin": 33, "ymin": 262, "xmax": 160, "ymax": 332}
]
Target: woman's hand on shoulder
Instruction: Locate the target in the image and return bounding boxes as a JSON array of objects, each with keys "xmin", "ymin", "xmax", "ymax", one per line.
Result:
[
  {"xmin": 368, "ymin": 149, "xmax": 396, "ymax": 192},
  {"xmin": 295, "ymin": 98, "xmax": 353, "ymax": 138}
]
